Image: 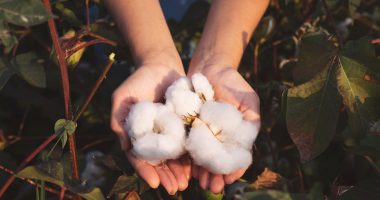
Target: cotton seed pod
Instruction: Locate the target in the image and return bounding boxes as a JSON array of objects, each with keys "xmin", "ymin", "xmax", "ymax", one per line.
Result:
[{"xmin": 125, "ymin": 101, "xmax": 186, "ymax": 165}]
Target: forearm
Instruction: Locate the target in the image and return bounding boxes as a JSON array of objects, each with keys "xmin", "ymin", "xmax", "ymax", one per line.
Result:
[
  {"xmin": 189, "ymin": 0, "xmax": 269, "ymax": 73},
  {"xmin": 105, "ymin": 0, "xmax": 182, "ymax": 69}
]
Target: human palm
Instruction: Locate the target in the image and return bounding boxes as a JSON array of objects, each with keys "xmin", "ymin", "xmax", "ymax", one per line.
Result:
[
  {"xmin": 111, "ymin": 65, "xmax": 191, "ymax": 194},
  {"xmin": 190, "ymin": 66, "xmax": 260, "ymax": 193}
]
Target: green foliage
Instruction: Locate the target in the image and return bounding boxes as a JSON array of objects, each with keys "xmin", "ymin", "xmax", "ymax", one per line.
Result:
[
  {"xmin": 54, "ymin": 119, "xmax": 77, "ymax": 148},
  {"xmin": 1, "ymin": 0, "xmax": 380, "ymax": 199},
  {"xmin": 0, "ymin": 58, "xmax": 15, "ymax": 90},
  {"xmin": 286, "ymin": 30, "xmax": 380, "ymax": 160},
  {"xmin": 0, "ymin": 0, "xmax": 52, "ymax": 26}
]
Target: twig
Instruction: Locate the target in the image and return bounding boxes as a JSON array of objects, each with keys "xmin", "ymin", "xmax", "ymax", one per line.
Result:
[
  {"xmin": 85, "ymin": 0, "xmax": 91, "ymax": 31},
  {"xmin": 364, "ymin": 156, "xmax": 380, "ymax": 174},
  {"xmin": 67, "ymin": 39, "xmax": 116, "ymax": 58},
  {"xmin": 0, "ymin": 164, "xmax": 73, "ymax": 199},
  {"xmin": 372, "ymin": 38, "xmax": 380, "ymax": 44},
  {"xmin": 74, "ymin": 53, "xmax": 115, "ymax": 121},
  {"xmin": 17, "ymin": 105, "xmax": 30, "ymax": 136},
  {"xmin": 253, "ymin": 43, "xmax": 260, "ymax": 79},
  {"xmin": 85, "ymin": 31, "xmax": 116, "ymax": 44},
  {"xmin": 80, "ymin": 137, "xmax": 114, "ymax": 151},
  {"xmin": 60, "ymin": 188, "xmax": 66, "ymax": 200},
  {"xmin": 42, "ymin": 0, "xmax": 80, "ymax": 183},
  {"xmin": 11, "ymin": 28, "xmax": 31, "ymax": 56},
  {"xmin": 0, "ymin": 134, "xmax": 58, "ymax": 197}
]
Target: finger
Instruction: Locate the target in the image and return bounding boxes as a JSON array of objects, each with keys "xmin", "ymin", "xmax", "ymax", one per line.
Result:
[
  {"xmin": 198, "ymin": 167, "xmax": 210, "ymax": 190},
  {"xmin": 240, "ymin": 92, "xmax": 260, "ymax": 124},
  {"xmin": 167, "ymin": 160, "xmax": 188, "ymax": 191},
  {"xmin": 126, "ymin": 152, "xmax": 160, "ymax": 188},
  {"xmin": 209, "ymin": 174, "xmax": 225, "ymax": 194},
  {"xmin": 223, "ymin": 168, "xmax": 246, "ymax": 184},
  {"xmin": 155, "ymin": 164, "xmax": 179, "ymax": 195},
  {"xmin": 180, "ymin": 156, "xmax": 192, "ymax": 181},
  {"xmin": 192, "ymin": 164, "xmax": 199, "ymax": 179}
]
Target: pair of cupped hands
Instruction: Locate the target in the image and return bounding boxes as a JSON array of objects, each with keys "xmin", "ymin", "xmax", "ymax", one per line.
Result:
[{"xmin": 111, "ymin": 58, "xmax": 260, "ymax": 194}]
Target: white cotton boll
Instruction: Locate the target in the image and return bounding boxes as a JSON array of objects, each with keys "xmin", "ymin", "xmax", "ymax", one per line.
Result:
[
  {"xmin": 185, "ymin": 119, "xmax": 224, "ymax": 165},
  {"xmin": 170, "ymin": 76, "xmax": 193, "ymax": 90},
  {"xmin": 186, "ymin": 119, "xmax": 253, "ymax": 174},
  {"xmin": 166, "ymin": 88, "xmax": 203, "ymax": 116},
  {"xmin": 155, "ymin": 106, "xmax": 186, "ymax": 140},
  {"xmin": 200, "ymin": 101, "xmax": 243, "ymax": 133},
  {"xmin": 207, "ymin": 146, "xmax": 252, "ymax": 174},
  {"xmin": 132, "ymin": 133, "xmax": 185, "ymax": 165},
  {"xmin": 125, "ymin": 101, "xmax": 157, "ymax": 139},
  {"xmin": 125, "ymin": 101, "xmax": 186, "ymax": 165},
  {"xmin": 191, "ymin": 73, "xmax": 214, "ymax": 101},
  {"xmin": 233, "ymin": 120, "xmax": 260, "ymax": 150}
]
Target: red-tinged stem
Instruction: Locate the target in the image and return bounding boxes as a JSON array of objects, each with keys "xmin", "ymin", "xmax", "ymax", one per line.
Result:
[
  {"xmin": 60, "ymin": 188, "xmax": 66, "ymax": 200},
  {"xmin": 253, "ymin": 43, "xmax": 260, "ymax": 79},
  {"xmin": 0, "ymin": 164, "xmax": 73, "ymax": 199},
  {"xmin": 74, "ymin": 54, "xmax": 115, "ymax": 122},
  {"xmin": 67, "ymin": 39, "xmax": 116, "ymax": 58},
  {"xmin": 372, "ymin": 38, "xmax": 380, "ymax": 44},
  {"xmin": 85, "ymin": 31, "xmax": 116, "ymax": 44},
  {"xmin": 0, "ymin": 134, "xmax": 57, "ymax": 197},
  {"xmin": 42, "ymin": 0, "xmax": 80, "ymax": 183},
  {"xmin": 86, "ymin": 0, "xmax": 91, "ymax": 31}
]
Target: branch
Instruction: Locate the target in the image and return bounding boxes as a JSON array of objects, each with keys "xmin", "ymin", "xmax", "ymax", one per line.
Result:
[
  {"xmin": 0, "ymin": 164, "xmax": 73, "ymax": 199},
  {"xmin": 74, "ymin": 53, "xmax": 115, "ymax": 121},
  {"xmin": 0, "ymin": 134, "xmax": 57, "ymax": 197},
  {"xmin": 42, "ymin": 0, "xmax": 80, "ymax": 182}
]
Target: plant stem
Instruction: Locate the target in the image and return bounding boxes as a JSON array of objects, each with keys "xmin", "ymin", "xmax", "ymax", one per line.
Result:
[
  {"xmin": 0, "ymin": 134, "xmax": 57, "ymax": 197},
  {"xmin": 42, "ymin": 0, "xmax": 80, "ymax": 182},
  {"xmin": 74, "ymin": 53, "xmax": 115, "ymax": 122},
  {"xmin": 67, "ymin": 39, "xmax": 116, "ymax": 58},
  {"xmin": 0, "ymin": 164, "xmax": 73, "ymax": 199}
]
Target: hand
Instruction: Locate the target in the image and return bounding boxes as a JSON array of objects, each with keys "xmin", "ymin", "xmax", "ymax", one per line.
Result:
[
  {"xmin": 111, "ymin": 64, "xmax": 191, "ymax": 194},
  {"xmin": 189, "ymin": 65, "xmax": 261, "ymax": 193}
]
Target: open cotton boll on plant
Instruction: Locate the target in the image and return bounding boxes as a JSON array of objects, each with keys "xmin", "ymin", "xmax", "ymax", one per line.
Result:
[
  {"xmin": 125, "ymin": 101, "xmax": 186, "ymax": 165},
  {"xmin": 185, "ymin": 101, "xmax": 259, "ymax": 174}
]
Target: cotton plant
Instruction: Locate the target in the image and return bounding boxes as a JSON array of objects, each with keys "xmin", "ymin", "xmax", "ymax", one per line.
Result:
[{"xmin": 124, "ymin": 73, "xmax": 260, "ymax": 174}]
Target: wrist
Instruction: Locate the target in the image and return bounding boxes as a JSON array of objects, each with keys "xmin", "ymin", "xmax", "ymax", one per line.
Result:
[
  {"xmin": 188, "ymin": 49, "xmax": 238, "ymax": 75},
  {"xmin": 136, "ymin": 48, "xmax": 184, "ymax": 73}
]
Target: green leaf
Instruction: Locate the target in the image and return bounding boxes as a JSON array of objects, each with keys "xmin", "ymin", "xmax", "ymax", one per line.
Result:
[
  {"xmin": 109, "ymin": 174, "xmax": 139, "ymax": 196},
  {"xmin": 292, "ymin": 30, "xmax": 337, "ymax": 84},
  {"xmin": 0, "ymin": 20, "xmax": 17, "ymax": 53},
  {"xmin": 286, "ymin": 64, "xmax": 341, "ymax": 160},
  {"xmin": 348, "ymin": 0, "xmax": 361, "ymax": 16},
  {"xmin": 336, "ymin": 48, "xmax": 380, "ymax": 137},
  {"xmin": 11, "ymin": 52, "xmax": 46, "ymax": 88},
  {"xmin": 350, "ymin": 135, "xmax": 380, "ymax": 160},
  {"xmin": 78, "ymin": 187, "xmax": 105, "ymax": 200},
  {"xmin": 0, "ymin": 57, "xmax": 15, "ymax": 90},
  {"xmin": 54, "ymin": 119, "xmax": 77, "ymax": 136},
  {"xmin": 0, "ymin": 0, "xmax": 52, "ymax": 26},
  {"xmin": 239, "ymin": 190, "xmax": 310, "ymax": 200},
  {"xmin": 61, "ymin": 132, "xmax": 68, "ymax": 149},
  {"xmin": 201, "ymin": 189, "xmax": 223, "ymax": 200},
  {"xmin": 337, "ymin": 177, "xmax": 380, "ymax": 200},
  {"xmin": 17, "ymin": 166, "xmax": 64, "ymax": 187},
  {"xmin": 55, "ymin": 3, "xmax": 82, "ymax": 27}
]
